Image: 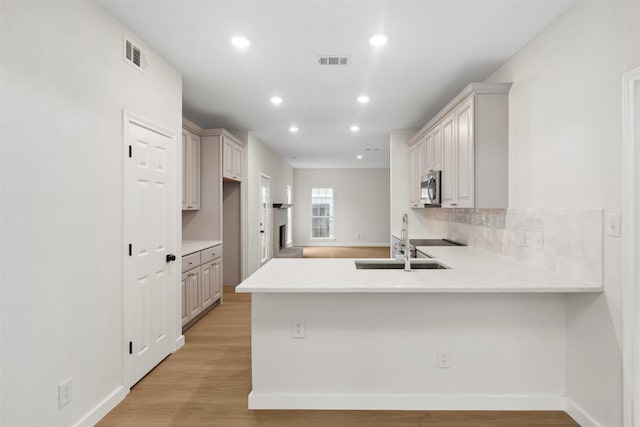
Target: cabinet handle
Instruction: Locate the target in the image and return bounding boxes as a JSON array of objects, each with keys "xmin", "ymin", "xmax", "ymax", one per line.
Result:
[
  {"xmin": 451, "ymin": 203, "xmax": 457, "ymax": 207},
  {"xmin": 188, "ymin": 262, "xmax": 193, "ymax": 265},
  {"xmin": 187, "ymin": 205, "xmax": 193, "ymax": 208}
]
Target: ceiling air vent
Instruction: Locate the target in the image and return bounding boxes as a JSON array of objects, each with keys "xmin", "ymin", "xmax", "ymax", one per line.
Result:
[
  {"xmin": 124, "ymin": 36, "xmax": 149, "ymax": 74},
  {"xmin": 318, "ymin": 56, "xmax": 349, "ymax": 66}
]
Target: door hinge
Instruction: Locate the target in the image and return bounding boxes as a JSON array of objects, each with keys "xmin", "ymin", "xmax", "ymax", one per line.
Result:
[
  {"xmin": 128, "ymin": 244, "xmax": 132, "ymax": 256},
  {"xmin": 129, "ymin": 341, "xmax": 133, "ymax": 354},
  {"xmin": 128, "ymin": 145, "xmax": 132, "ymax": 158}
]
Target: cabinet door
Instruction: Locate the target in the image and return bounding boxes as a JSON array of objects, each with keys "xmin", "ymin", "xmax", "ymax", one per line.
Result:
[
  {"xmin": 409, "ymin": 144, "xmax": 420, "ymax": 206},
  {"xmin": 454, "ymin": 97, "xmax": 475, "ymax": 208},
  {"xmin": 181, "ymin": 271, "xmax": 190, "ymax": 326},
  {"xmin": 223, "ymin": 140, "xmax": 234, "ymax": 180},
  {"xmin": 181, "ymin": 131, "xmax": 188, "ymax": 210},
  {"xmin": 186, "ymin": 267, "xmax": 202, "ymax": 320},
  {"xmin": 185, "ymin": 133, "xmax": 200, "ymax": 210},
  {"xmin": 201, "ymin": 261, "xmax": 214, "ymax": 310},
  {"xmin": 432, "ymin": 125, "xmax": 443, "ymax": 172},
  {"xmin": 232, "ymin": 144, "xmax": 242, "ymax": 181},
  {"xmin": 424, "ymin": 133, "xmax": 432, "ymax": 172},
  {"xmin": 212, "ymin": 260, "xmax": 222, "ymax": 302},
  {"xmin": 441, "ymin": 111, "xmax": 456, "ymax": 207},
  {"xmin": 417, "ymin": 138, "xmax": 427, "ymax": 178}
]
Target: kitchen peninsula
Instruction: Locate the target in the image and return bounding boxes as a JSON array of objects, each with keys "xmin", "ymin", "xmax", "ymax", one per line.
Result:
[{"xmin": 236, "ymin": 246, "xmax": 601, "ymax": 411}]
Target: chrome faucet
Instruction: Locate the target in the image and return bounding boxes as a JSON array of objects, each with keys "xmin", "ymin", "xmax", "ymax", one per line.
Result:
[{"xmin": 400, "ymin": 213, "xmax": 411, "ymax": 271}]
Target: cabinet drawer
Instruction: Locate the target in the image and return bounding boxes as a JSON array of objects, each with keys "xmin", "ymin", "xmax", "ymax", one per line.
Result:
[
  {"xmin": 200, "ymin": 245, "xmax": 222, "ymax": 264},
  {"xmin": 182, "ymin": 252, "xmax": 201, "ymax": 273}
]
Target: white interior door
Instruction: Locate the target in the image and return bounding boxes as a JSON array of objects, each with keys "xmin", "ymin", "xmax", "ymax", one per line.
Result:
[
  {"xmin": 123, "ymin": 111, "xmax": 177, "ymax": 387},
  {"xmin": 259, "ymin": 173, "xmax": 271, "ymax": 266}
]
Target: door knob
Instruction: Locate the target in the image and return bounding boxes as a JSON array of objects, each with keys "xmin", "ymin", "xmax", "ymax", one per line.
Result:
[{"xmin": 166, "ymin": 254, "xmax": 176, "ymax": 262}]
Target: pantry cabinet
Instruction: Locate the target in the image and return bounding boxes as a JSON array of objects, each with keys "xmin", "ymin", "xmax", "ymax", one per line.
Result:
[
  {"xmin": 182, "ymin": 129, "xmax": 201, "ymax": 210},
  {"xmin": 223, "ymin": 138, "xmax": 243, "ymax": 181},
  {"xmin": 408, "ymin": 82, "xmax": 511, "ymax": 209}
]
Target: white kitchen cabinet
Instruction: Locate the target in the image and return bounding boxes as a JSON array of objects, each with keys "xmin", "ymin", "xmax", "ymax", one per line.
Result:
[
  {"xmin": 181, "ymin": 243, "xmax": 223, "ymax": 329},
  {"xmin": 409, "ymin": 82, "xmax": 511, "ymax": 209},
  {"xmin": 182, "ymin": 129, "xmax": 201, "ymax": 210},
  {"xmin": 409, "ymin": 137, "xmax": 426, "ymax": 208},
  {"xmin": 452, "ymin": 96, "xmax": 474, "ymax": 208},
  {"xmin": 201, "ymin": 256, "xmax": 222, "ymax": 310},
  {"xmin": 223, "ymin": 138, "xmax": 243, "ymax": 181},
  {"xmin": 430, "ymin": 124, "xmax": 442, "ymax": 172},
  {"xmin": 441, "ymin": 111, "xmax": 455, "ymax": 206},
  {"xmin": 186, "ymin": 266, "xmax": 202, "ymax": 320}
]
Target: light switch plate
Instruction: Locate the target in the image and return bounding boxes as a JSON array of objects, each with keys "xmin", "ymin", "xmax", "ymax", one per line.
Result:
[{"xmin": 607, "ymin": 214, "xmax": 621, "ymax": 237}]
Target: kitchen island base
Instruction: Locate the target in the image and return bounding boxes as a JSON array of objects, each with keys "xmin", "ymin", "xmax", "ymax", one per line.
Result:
[{"xmin": 249, "ymin": 292, "xmax": 567, "ymax": 410}]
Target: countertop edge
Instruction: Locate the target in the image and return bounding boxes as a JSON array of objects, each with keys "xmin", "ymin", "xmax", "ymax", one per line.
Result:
[{"xmin": 182, "ymin": 240, "xmax": 222, "ymax": 256}]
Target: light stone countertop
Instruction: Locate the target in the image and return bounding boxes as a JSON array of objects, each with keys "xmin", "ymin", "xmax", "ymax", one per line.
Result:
[
  {"xmin": 235, "ymin": 246, "xmax": 603, "ymax": 294},
  {"xmin": 182, "ymin": 240, "xmax": 222, "ymax": 256}
]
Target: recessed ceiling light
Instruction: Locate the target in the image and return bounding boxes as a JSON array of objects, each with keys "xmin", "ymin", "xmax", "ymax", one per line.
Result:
[
  {"xmin": 369, "ymin": 34, "xmax": 388, "ymax": 47},
  {"xmin": 356, "ymin": 155, "xmax": 363, "ymax": 160},
  {"xmin": 289, "ymin": 126, "xmax": 299, "ymax": 133},
  {"xmin": 350, "ymin": 125, "xmax": 360, "ymax": 132},
  {"xmin": 270, "ymin": 96, "xmax": 283, "ymax": 105},
  {"xmin": 231, "ymin": 36, "xmax": 250, "ymax": 49},
  {"xmin": 357, "ymin": 95, "xmax": 370, "ymax": 104}
]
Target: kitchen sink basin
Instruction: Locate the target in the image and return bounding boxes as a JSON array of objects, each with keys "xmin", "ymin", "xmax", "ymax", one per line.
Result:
[{"xmin": 354, "ymin": 260, "xmax": 449, "ymax": 270}]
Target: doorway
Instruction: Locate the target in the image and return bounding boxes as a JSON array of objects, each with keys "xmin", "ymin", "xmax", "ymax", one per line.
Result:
[
  {"xmin": 622, "ymin": 66, "xmax": 640, "ymax": 426},
  {"xmin": 123, "ymin": 111, "xmax": 178, "ymax": 388},
  {"xmin": 259, "ymin": 173, "xmax": 271, "ymax": 266}
]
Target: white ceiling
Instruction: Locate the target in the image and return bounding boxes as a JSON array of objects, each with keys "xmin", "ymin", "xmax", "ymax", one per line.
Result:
[{"xmin": 100, "ymin": 0, "xmax": 572, "ymax": 169}]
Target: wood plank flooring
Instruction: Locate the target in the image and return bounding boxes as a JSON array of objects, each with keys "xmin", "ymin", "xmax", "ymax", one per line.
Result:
[
  {"xmin": 98, "ymin": 247, "xmax": 578, "ymax": 427},
  {"xmin": 303, "ymin": 246, "xmax": 390, "ymax": 258}
]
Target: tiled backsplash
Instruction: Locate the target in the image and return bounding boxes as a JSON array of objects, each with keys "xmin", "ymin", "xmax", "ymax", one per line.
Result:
[{"xmin": 422, "ymin": 208, "xmax": 603, "ymax": 285}]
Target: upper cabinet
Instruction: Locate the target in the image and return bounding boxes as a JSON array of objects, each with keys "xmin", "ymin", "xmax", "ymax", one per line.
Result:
[
  {"xmin": 223, "ymin": 138, "xmax": 243, "ymax": 182},
  {"xmin": 409, "ymin": 82, "xmax": 511, "ymax": 209},
  {"xmin": 182, "ymin": 127, "xmax": 201, "ymax": 210}
]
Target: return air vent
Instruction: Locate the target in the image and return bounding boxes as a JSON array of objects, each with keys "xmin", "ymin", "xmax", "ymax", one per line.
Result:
[
  {"xmin": 318, "ymin": 56, "xmax": 349, "ymax": 66},
  {"xmin": 124, "ymin": 36, "xmax": 149, "ymax": 74}
]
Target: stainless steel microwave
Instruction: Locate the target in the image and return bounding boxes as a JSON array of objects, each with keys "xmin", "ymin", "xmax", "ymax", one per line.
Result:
[{"xmin": 420, "ymin": 171, "xmax": 441, "ymax": 206}]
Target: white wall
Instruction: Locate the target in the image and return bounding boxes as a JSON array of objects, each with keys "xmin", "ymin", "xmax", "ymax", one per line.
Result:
[
  {"xmin": 241, "ymin": 132, "xmax": 294, "ymax": 278},
  {"xmin": 294, "ymin": 169, "xmax": 390, "ymax": 247},
  {"xmin": 485, "ymin": 3, "xmax": 640, "ymax": 425},
  {"xmin": 1, "ymin": 2, "xmax": 182, "ymax": 426},
  {"xmin": 390, "ymin": 130, "xmax": 426, "ymax": 237}
]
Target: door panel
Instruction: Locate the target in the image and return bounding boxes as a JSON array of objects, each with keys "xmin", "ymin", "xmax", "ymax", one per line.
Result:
[
  {"xmin": 124, "ymin": 112, "xmax": 177, "ymax": 388},
  {"xmin": 441, "ymin": 111, "xmax": 455, "ymax": 206},
  {"xmin": 455, "ymin": 98, "xmax": 474, "ymax": 207}
]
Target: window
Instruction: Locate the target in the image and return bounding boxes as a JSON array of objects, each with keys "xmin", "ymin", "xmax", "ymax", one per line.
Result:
[{"xmin": 311, "ymin": 188, "xmax": 334, "ymax": 239}]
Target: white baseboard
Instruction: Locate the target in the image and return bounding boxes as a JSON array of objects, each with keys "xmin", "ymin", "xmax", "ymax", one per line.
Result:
[
  {"xmin": 74, "ymin": 385, "xmax": 128, "ymax": 427},
  {"xmin": 175, "ymin": 334, "xmax": 185, "ymax": 350},
  {"xmin": 564, "ymin": 397, "xmax": 603, "ymax": 427},
  {"xmin": 294, "ymin": 242, "xmax": 390, "ymax": 247},
  {"xmin": 248, "ymin": 391, "xmax": 564, "ymax": 410}
]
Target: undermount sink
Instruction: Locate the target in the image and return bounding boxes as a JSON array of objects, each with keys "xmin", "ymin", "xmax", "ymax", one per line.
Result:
[{"xmin": 354, "ymin": 260, "xmax": 450, "ymax": 270}]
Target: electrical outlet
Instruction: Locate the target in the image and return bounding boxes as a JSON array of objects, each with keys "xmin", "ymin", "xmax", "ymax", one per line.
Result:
[
  {"xmin": 607, "ymin": 214, "xmax": 621, "ymax": 237},
  {"xmin": 518, "ymin": 230, "xmax": 526, "ymax": 247},
  {"xmin": 437, "ymin": 347, "xmax": 451, "ymax": 368},
  {"xmin": 59, "ymin": 378, "xmax": 72, "ymax": 408},
  {"xmin": 534, "ymin": 232, "xmax": 544, "ymax": 250},
  {"xmin": 292, "ymin": 318, "xmax": 305, "ymax": 338}
]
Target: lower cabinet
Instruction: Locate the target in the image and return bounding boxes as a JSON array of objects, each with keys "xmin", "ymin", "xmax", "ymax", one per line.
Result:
[{"xmin": 181, "ymin": 244, "xmax": 222, "ymax": 330}]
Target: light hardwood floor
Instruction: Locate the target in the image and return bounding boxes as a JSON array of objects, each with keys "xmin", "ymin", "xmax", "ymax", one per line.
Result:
[
  {"xmin": 99, "ymin": 249, "xmax": 578, "ymax": 427},
  {"xmin": 303, "ymin": 246, "xmax": 390, "ymax": 258}
]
